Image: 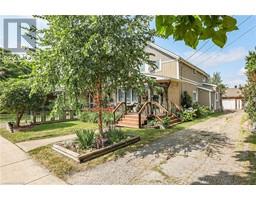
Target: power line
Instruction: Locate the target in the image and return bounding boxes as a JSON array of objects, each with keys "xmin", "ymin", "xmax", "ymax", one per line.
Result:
[
  {"xmin": 196, "ymin": 23, "xmax": 256, "ymax": 66},
  {"xmin": 187, "ymin": 16, "xmax": 253, "ymax": 61},
  {"xmin": 186, "ymin": 41, "xmax": 209, "ymax": 60}
]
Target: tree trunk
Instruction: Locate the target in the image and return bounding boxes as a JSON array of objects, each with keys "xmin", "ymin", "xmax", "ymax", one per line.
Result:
[
  {"xmin": 16, "ymin": 111, "xmax": 24, "ymax": 127},
  {"xmin": 96, "ymin": 81, "xmax": 103, "ymax": 136}
]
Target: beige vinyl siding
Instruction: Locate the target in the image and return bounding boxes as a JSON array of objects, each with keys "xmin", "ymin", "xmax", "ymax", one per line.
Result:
[
  {"xmin": 145, "ymin": 45, "xmax": 175, "ymax": 62},
  {"xmin": 144, "ymin": 45, "xmax": 178, "ymax": 78},
  {"xmin": 198, "ymin": 89, "xmax": 210, "ymax": 107},
  {"xmin": 180, "ymin": 62, "xmax": 208, "ymax": 83},
  {"xmin": 181, "ymin": 82, "xmax": 197, "ymax": 99},
  {"xmin": 154, "ymin": 61, "xmax": 178, "ymax": 79},
  {"xmin": 168, "ymin": 81, "xmax": 181, "ymax": 107}
]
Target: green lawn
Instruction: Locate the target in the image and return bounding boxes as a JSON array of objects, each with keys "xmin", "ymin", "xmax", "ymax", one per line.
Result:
[
  {"xmin": 0, "ymin": 120, "xmax": 97, "ymax": 143},
  {"xmin": 29, "ymin": 112, "xmax": 225, "ymax": 180}
]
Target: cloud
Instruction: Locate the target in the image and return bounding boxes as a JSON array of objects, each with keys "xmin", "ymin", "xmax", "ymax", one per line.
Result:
[
  {"xmin": 223, "ymin": 75, "xmax": 246, "ymax": 87},
  {"xmin": 239, "ymin": 67, "xmax": 247, "ymax": 75},
  {"xmin": 185, "ymin": 47, "xmax": 247, "ymax": 67}
]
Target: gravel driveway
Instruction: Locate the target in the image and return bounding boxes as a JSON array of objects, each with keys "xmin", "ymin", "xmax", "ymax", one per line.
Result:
[{"xmin": 67, "ymin": 111, "xmax": 251, "ymax": 184}]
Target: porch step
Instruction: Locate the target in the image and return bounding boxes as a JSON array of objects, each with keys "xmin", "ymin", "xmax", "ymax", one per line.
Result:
[
  {"xmin": 116, "ymin": 112, "xmax": 147, "ymax": 128},
  {"xmin": 117, "ymin": 122, "xmax": 140, "ymax": 128}
]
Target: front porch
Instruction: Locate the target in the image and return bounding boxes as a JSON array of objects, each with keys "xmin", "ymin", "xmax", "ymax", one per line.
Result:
[{"xmin": 82, "ymin": 77, "xmax": 182, "ymax": 128}]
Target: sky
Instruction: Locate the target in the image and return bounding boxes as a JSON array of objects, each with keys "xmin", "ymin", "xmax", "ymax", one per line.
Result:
[{"xmin": 0, "ymin": 15, "xmax": 255, "ymax": 87}]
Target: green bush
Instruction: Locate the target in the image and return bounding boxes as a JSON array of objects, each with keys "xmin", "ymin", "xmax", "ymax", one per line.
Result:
[
  {"xmin": 79, "ymin": 111, "xmax": 98, "ymax": 123},
  {"xmin": 79, "ymin": 111, "xmax": 114, "ymax": 124},
  {"xmin": 102, "ymin": 112, "xmax": 114, "ymax": 124},
  {"xmin": 75, "ymin": 129, "xmax": 95, "ymax": 149},
  {"xmin": 181, "ymin": 91, "xmax": 192, "ymax": 108},
  {"xmin": 105, "ymin": 128, "xmax": 126, "ymax": 144},
  {"xmin": 147, "ymin": 119, "xmax": 158, "ymax": 126},
  {"xmin": 161, "ymin": 116, "xmax": 170, "ymax": 128},
  {"xmin": 180, "ymin": 108, "xmax": 197, "ymax": 122},
  {"xmin": 192, "ymin": 103, "xmax": 212, "ymax": 118}
]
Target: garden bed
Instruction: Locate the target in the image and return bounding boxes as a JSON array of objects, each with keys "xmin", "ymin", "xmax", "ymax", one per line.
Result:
[{"xmin": 52, "ymin": 135, "xmax": 140, "ymax": 163}]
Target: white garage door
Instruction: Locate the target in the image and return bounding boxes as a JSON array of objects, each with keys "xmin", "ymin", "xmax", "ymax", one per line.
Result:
[{"xmin": 223, "ymin": 99, "xmax": 236, "ymax": 110}]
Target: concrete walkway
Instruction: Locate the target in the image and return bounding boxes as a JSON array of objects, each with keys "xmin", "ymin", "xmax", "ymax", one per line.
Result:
[
  {"xmin": 16, "ymin": 134, "xmax": 76, "ymax": 152},
  {"xmin": 0, "ymin": 136, "xmax": 66, "ymax": 184}
]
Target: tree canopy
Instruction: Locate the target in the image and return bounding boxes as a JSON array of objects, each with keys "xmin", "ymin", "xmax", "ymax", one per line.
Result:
[
  {"xmin": 155, "ymin": 15, "xmax": 238, "ymax": 49},
  {"xmin": 244, "ymin": 48, "xmax": 256, "ymax": 122},
  {"xmin": 0, "ymin": 79, "xmax": 45, "ymax": 127},
  {"xmin": 0, "ymin": 48, "xmax": 31, "ymax": 81},
  {"xmin": 31, "ymin": 15, "xmax": 154, "ymax": 134},
  {"xmin": 210, "ymin": 72, "xmax": 226, "ymax": 93}
]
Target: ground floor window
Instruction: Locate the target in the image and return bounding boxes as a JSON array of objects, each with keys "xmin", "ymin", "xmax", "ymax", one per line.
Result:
[
  {"xmin": 117, "ymin": 88, "xmax": 138, "ymax": 104},
  {"xmin": 192, "ymin": 90, "xmax": 198, "ymax": 102}
]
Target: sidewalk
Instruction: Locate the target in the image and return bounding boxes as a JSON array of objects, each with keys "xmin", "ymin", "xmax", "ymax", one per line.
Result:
[
  {"xmin": 0, "ymin": 136, "xmax": 66, "ymax": 185},
  {"xmin": 16, "ymin": 134, "xmax": 76, "ymax": 152}
]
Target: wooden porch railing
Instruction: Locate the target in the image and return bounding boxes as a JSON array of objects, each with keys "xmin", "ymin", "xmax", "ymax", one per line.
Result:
[
  {"xmin": 170, "ymin": 101, "xmax": 181, "ymax": 118},
  {"xmin": 152, "ymin": 101, "xmax": 169, "ymax": 115},
  {"xmin": 138, "ymin": 101, "xmax": 152, "ymax": 128},
  {"xmin": 112, "ymin": 102, "xmax": 126, "ymax": 123}
]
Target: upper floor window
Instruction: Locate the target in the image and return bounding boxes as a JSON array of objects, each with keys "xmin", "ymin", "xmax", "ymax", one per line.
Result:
[
  {"xmin": 193, "ymin": 69, "xmax": 197, "ymax": 74},
  {"xmin": 154, "ymin": 59, "xmax": 161, "ymax": 71},
  {"xmin": 140, "ymin": 63, "xmax": 146, "ymax": 72},
  {"xmin": 202, "ymin": 77, "xmax": 206, "ymax": 82}
]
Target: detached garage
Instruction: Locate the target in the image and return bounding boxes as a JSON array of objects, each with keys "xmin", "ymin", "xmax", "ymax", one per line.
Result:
[{"xmin": 222, "ymin": 87, "xmax": 244, "ymax": 110}]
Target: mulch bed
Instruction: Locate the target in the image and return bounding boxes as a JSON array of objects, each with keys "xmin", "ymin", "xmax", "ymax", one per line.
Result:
[{"xmin": 52, "ymin": 135, "xmax": 140, "ymax": 163}]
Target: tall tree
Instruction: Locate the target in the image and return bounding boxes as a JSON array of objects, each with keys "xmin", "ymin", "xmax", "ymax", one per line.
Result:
[
  {"xmin": 155, "ymin": 15, "xmax": 238, "ymax": 49},
  {"xmin": 210, "ymin": 72, "xmax": 226, "ymax": 111},
  {"xmin": 244, "ymin": 48, "xmax": 256, "ymax": 124},
  {"xmin": 0, "ymin": 48, "xmax": 31, "ymax": 81},
  {"xmin": 31, "ymin": 16, "xmax": 154, "ymax": 136},
  {"xmin": 0, "ymin": 79, "xmax": 45, "ymax": 127}
]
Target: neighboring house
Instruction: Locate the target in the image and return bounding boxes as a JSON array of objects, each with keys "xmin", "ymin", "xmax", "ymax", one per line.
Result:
[{"xmin": 222, "ymin": 87, "xmax": 244, "ymax": 110}]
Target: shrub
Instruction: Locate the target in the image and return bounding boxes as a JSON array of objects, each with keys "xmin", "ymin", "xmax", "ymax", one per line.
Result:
[
  {"xmin": 147, "ymin": 119, "xmax": 158, "ymax": 127},
  {"xmin": 75, "ymin": 129, "xmax": 95, "ymax": 149},
  {"xmin": 192, "ymin": 103, "xmax": 212, "ymax": 118},
  {"xmin": 180, "ymin": 108, "xmax": 197, "ymax": 122},
  {"xmin": 181, "ymin": 91, "xmax": 192, "ymax": 108},
  {"xmin": 79, "ymin": 111, "xmax": 98, "ymax": 123},
  {"xmin": 105, "ymin": 128, "xmax": 126, "ymax": 144},
  {"xmin": 161, "ymin": 116, "xmax": 170, "ymax": 128},
  {"xmin": 79, "ymin": 111, "xmax": 114, "ymax": 124},
  {"xmin": 102, "ymin": 112, "xmax": 114, "ymax": 124}
]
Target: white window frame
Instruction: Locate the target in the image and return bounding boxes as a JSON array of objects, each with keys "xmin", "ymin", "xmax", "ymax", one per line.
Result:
[
  {"xmin": 117, "ymin": 88, "xmax": 138, "ymax": 104},
  {"xmin": 192, "ymin": 90, "xmax": 198, "ymax": 103},
  {"xmin": 154, "ymin": 59, "xmax": 162, "ymax": 72}
]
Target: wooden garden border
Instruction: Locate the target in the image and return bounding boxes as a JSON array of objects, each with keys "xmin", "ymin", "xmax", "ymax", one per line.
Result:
[{"xmin": 52, "ymin": 135, "xmax": 140, "ymax": 163}]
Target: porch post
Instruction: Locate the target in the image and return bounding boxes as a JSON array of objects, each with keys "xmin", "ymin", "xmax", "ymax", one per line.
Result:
[
  {"xmin": 124, "ymin": 89, "xmax": 127, "ymax": 113},
  {"xmin": 165, "ymin": 82, "xmax": 171, "ymax": 112}
]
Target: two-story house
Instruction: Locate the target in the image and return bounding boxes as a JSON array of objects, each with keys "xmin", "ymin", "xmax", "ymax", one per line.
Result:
[
  {"xmin": 86, "ymin": 43, "xmax": 221, "ymax": 128},
  {"xmin": 114, "ymin": 43, "xmax": 221, "ymax": 111}
]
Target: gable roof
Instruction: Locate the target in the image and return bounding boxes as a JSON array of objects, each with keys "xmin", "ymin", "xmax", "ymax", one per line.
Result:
[
  {"xmin": 223, "ymin": 88, "xmax": 244, "ymax": 98},
  {"xmin": 148, "ymin": 42, "xmax": 210, "ymax": 78}
]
